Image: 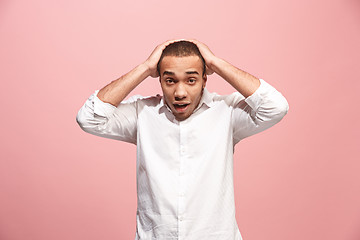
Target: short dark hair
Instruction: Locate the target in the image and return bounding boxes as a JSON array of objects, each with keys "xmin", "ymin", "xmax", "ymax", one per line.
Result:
[{"xmin": 157, "ymin": 41, "xmax": 206, "ymax": 76}]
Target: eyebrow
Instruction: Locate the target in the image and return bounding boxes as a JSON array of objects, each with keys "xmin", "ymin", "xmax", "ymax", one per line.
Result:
[
  {"xmin": 162, "ymin": 70, "xmax": 199, "ymax": 76},
  {"xmin": 185, "ymin": 71, "xmax": 199, "ymax": 75},
  {"xmin": 163, "ymin": 71, "xmax": 175, "ymax": 76}
]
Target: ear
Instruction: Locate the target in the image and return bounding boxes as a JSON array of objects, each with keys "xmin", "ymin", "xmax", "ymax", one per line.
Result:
[{"xmin": 202, "ymin": 74, "xmax": 207, "ymax": 88}]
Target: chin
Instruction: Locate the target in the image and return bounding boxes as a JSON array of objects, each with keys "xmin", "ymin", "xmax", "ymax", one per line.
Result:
[{"xmin": 176, "ymin": 114, "xmax": 191, "ymax": 121}]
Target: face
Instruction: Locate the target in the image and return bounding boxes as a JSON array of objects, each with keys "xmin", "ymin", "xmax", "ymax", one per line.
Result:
[{"xmin": 159, "ymin": 55, "xmax": 207, "ymax": 121}]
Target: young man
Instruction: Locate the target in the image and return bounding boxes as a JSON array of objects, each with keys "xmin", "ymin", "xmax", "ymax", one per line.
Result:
[{"xmin": 76, "ymin": 39, "xmax": 289, "ymax": 240}]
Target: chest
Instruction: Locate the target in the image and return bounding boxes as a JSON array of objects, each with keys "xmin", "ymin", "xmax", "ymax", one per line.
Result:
[{"xmin": 136, "ymin": 103, "xmax": 234, "ymax": 152}]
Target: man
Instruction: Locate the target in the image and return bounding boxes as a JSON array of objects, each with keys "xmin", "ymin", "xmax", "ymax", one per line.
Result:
[{"xmin": 76, "ymin": 39, "xmax": 289, "ymax": 240}]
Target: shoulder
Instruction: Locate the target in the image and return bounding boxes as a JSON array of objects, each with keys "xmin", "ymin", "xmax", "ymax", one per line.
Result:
[
  {"xmin": 205, "ymin": 89, "xmax": 245, "ymax": 107},
  {"xmin": 122, "ymin": 94, "xmax": 162, "ymax": 107}
]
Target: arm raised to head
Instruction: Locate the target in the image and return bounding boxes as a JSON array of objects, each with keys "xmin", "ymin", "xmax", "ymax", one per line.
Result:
[
  {"xmin": 189, "ymin": 39, "xmax": 261, "ymax": 98},
  {"xmin": 96, "ymin": 39, "xmax": 178, "ymax": 107}
]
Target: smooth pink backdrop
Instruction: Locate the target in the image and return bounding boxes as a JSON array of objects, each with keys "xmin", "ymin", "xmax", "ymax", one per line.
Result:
[{"xmin": 1, "ymin": 0, "xmax": 359, "ymax": 239}]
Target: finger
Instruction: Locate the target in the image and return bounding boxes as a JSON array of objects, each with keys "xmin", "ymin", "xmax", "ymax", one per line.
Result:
[
  {"xmin": 187, "ymin": 39, "xmax": 197, "ymax": 43},
  {"xmin": 163, "ymin": 39, "xmax": 185, "ymax": 46},
  {"xmin": 205, "ymin": 66, "xmax": 214, "ymax": 75},
  {"xmin": 188, "ymin": 39, "xmax": 202, "ymax": 46},
  {"xmin": 156, "ymin": 39, "xmax": 177, "ymax": 52},
  {"xmin": 151, "ymin": 72, "xmax": 160, "ymax": 78}
]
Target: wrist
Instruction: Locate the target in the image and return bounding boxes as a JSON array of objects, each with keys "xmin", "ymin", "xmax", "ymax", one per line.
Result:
[
  {"xmin": 207, "ymin": 56, "xmax": 222, "ymax": 73},
  {"xmin": 139, "ymin": 61, "xmax": 152, "ymax": 77},
  {"xmin": 141, "ymin": 60, "xmax": 150, "ymax": 73},
  {"xmin": 142, "ymin": 60, "xmax": 158, "ymax": 78}
]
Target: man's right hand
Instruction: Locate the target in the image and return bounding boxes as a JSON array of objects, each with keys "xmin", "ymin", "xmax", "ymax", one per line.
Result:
[
  {"xmin": 97, "ymin": 39, "xmax": 181, "ymax": 106},
  {"xmin": 144, "ymin": 39, "xmax": 182, "ymax": 78}
]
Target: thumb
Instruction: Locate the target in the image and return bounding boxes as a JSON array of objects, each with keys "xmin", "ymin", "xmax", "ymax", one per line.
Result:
[{"xmin": 205, "ymin": 65, "xmax": 214, "ymax": 75}]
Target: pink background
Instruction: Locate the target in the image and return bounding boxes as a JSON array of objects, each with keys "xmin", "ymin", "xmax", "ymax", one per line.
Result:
[{"xmin": 1, "ymin": 0, "xmax": 359, "ymax": 239}]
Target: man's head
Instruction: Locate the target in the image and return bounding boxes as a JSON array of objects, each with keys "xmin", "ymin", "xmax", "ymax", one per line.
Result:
[
  {"xmin": 157, "ymin": 41, "xmax": 207, "ymax": 121},
  {"xmin": 157, "ymin": 41, "xmax": 206, "ymax": 76}
]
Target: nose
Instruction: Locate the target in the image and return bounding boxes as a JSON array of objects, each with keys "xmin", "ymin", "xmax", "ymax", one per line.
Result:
[{"xmin": 174, "ymin": 83, "xmax": 187, "ymax": 100}]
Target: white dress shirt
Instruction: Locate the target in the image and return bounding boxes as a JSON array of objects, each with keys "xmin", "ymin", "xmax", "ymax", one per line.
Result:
[{"xmin": 76, "ymin": 79, "xmax": 289, "ymax": 240}]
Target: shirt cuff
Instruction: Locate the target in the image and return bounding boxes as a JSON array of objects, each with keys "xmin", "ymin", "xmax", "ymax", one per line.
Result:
[
  {"xmin": 244, "ymin": 79, "xmax": 270, "ymax": 110},
  {"xmin": 93, "ymin": 90, "xmax": 117, "ymax": 118}
]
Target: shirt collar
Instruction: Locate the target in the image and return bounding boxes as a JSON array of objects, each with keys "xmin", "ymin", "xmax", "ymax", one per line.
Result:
[
  {"xmin": 200, "ymin": 88, "xmax": 214, "ymax": 109},
  {"xmin": 159, "ymin": 87, "xmax": 214, "ymax": 115}
]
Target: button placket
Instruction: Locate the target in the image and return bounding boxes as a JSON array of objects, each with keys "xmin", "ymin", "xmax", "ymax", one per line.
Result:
[{"xmin": 178, "ymin": 122, "xmax": 187, "ymax": 227}]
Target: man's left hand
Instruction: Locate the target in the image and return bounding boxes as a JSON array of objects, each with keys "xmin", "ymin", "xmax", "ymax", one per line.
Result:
[{"xmin": 189, "ymin": 39, "xmax": 216, "ymax": 75}]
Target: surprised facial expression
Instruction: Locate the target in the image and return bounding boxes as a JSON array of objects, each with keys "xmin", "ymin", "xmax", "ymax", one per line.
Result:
[{"xmin": 159, "ymin": 55, "xmax": 207, "ymax": 121}]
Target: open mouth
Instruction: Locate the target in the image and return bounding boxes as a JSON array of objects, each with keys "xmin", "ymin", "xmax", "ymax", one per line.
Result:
[{"xmin": 173, "ymin": 103, "xmax": 190, "ymax": 112}]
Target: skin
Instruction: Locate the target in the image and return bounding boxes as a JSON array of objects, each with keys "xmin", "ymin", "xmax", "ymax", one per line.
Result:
[
  {"xmin": 96, "ymin": 39, "xmax": 260, "ymax": 120},
  {"xmin": 97, "ymin": 39, "xmax": 177, "ymax": 106},
  {"xmin": 159, "ymin": 55, "xmax": 207, "ymax": 121}
]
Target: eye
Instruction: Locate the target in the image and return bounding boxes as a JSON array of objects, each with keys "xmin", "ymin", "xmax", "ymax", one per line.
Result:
[
  {"xmin": 188, "ymin": 78, "xmax": 196, "ymax": 84},
  {"xmin": 165, "ymin": 78, "xmax": 175, "ymax": 84}
]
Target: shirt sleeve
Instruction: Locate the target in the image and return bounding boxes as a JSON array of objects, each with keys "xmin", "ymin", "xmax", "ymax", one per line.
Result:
[
  {"xmin": 76, "ymin": 90, "xmax": 139, "ymax": 144},
  {"xmin": 232, "ymin": 79, "xmax": 289, "ymax": 144}
]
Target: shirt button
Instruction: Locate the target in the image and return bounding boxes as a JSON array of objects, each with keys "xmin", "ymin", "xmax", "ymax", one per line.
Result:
[{"xmin": 179, "ymin": 216, "xmax": 184, "ymax": 221}]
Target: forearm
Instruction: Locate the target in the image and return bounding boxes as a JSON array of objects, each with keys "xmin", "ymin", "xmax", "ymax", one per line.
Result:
[
  {"xmin": 209, "ymin": 57, "xmax": 260, "ymax": 97},
  {"xmin": 97, "ymin": 63, "xmax": 150, "ymax": 107},
  {"xmin": 209, "ymin": 57, "xmax": 260, "ymax": 98}
]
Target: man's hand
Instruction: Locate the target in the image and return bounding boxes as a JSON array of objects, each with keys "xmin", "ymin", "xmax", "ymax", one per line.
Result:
[
  {"xmin": 190, "ymin": 39, "xmax": 260, "ymax": 97},
  {"xmin": 97, "ymin": 39, "xmax": 183, "ymax": 106},
  {"xmin": 144, "ymin": 39, "xmax": 181, "ymax": 78},
  {"xmin": 146, "ymin": 39, "xmax": 215, "ymax": 77},
  {"xmin": 189, "ymin": 39, "xmax": 216, "ymax": 75}
]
